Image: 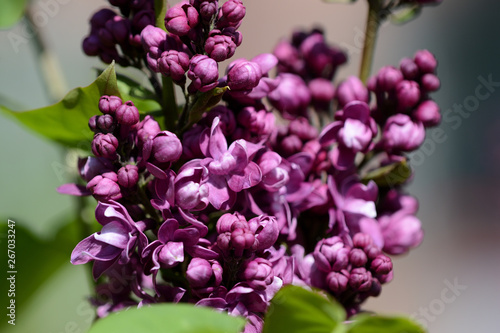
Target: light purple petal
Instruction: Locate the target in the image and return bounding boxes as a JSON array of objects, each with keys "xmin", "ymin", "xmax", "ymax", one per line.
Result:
[
  {"xmin": 94, "ymin": 221, "xmax": 129, "ymax": 249},
  {"xmin": 158, "ymin": 242, "xmax": 185, "ymax": 268},
  {"xmin": 57, "ymin": 183, "xmax": 91, "ymax": 196}
]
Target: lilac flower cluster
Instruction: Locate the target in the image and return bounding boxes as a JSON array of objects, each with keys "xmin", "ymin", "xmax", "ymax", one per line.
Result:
[{"xmin": 62, "ymin": 2, "xmax": 441, "ymax": 332}]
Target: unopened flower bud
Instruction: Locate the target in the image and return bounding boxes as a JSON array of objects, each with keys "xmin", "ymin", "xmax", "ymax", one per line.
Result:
[
  {"xmin": 326, "ymin": 270, "xmax": 349, "ymax": 294},
  {"xmin": 370, "ymin": 254, "xmax": 393, "ymax": 275},
  {"xmin": 92, "ymin": 133, "xmax": 119, "ymax": 159},
  {"xmin": 240, "ymin": 258, "xmax": 273, "ymax": 290},
  {"xmin": 376, "ymin": 66, "xmax": 403, "ymax": 92},
  {"xmin": 420, "ymin": 73, "xmax": 440, "ymax": 92},
  {"xmin": 115, "ymin": 101, "xmax": 140, "ymax": 126},
  {"xmin": 308, "ymin": 78, "xmax": 335, "ymax": 110},
  {"xmin": 336, "ymin": 76, "xmax": 368, "ymax": 108},
  {"xmin": 217, "ymin": 0, "xmax": 245, "ymax": 29},
  {"xmin": 399, "ymin": 57, "xmax": 419, "ymax": 80},
  {"xmin": 414, "ymin": 49, "xmax": 437, "ymax": 73},
  {"xmin": 117, "ymin": 165, "xmax": 139, "ymax": 188},
  {"xmin": 165, "ymin": 2, "xmax": 199, "ymax": 36},
  {"xmin": 150, "ymin": 131, "xmax": 183, "ymax": 164},
  {"xmin": 396, "ymin": 80, "xmax": 421, "ymax": 110},
  {"xmin": 412, "ymin": 100, "xmax": 441, "ymax": 127},
  {"xmin": 99, "ymin": 95, "xmax": 122, "ymax": 115},
  {"xmin": 349, "ymin": 248, "xmax": 368, "ymax": 267},
  {"xmin": 96, "ymin": 114, "xmax": 115, "ymax": 133},
  {"xmin": 186, "ymin": 258, "xmax": 222, "ymax": 289},
  {"xmin": 88, "ymin": 115, "xmax": 98, "ymax": 132},
  {"xmin": 227, "ymin": 60, "xmax": 262, "ymax": 91},
  {"xmin": 187, "ymin": 55, "xmax": 219, "ymax": 92},
  {"xmin": 349, "ymin": 267, "xmax": 372, "ymax": 292},
  {"xmin": 141, "ymin": 25, "xmax": 167, "ymax": 51},
  {"xmin": 158, "ymin": 50, "xmax": 190, "ymax": 84},
  {"xmin": 205, "ymin": 28, "xmax": 241, "ymax": 62}
]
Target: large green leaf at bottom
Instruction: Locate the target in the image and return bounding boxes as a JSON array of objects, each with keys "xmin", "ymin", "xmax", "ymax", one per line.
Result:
[
  {"xmin": 0, "ymin": 62, "xmax": 121, "ymax": 149},
  {"xmin": 87, "ymin": 303, "xmax": 246, "ymax": 333},
  {"xmin": 347, "ymin": 314, "xmax": 425, "ymax": 333},
  {"xmin": 263, "ymin": 285, "xmax": 346, "ymax": 333}
]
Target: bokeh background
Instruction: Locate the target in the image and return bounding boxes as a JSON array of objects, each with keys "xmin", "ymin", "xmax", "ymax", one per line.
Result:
[{"xmin": 1, "ymin": 0, "xmax": 499, "ymax": 332}]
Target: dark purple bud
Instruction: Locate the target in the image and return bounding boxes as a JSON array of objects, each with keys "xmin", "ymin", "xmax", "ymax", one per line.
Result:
[
  {"xmin": 117, "ymin": 165, "xmax": 139, "ymax": 188},
  {"xmin": 92, "ymin": 133, "xmax": 119, "ymax": 159},
  {"xmin": 299, "ymin": 32, "xmax": 346, "ymax": 79},
  {"xmin": 336, "ymin": 76, "xmax": 369, "ymax": 108},
  {"xmin": 326, "ymin": 270, "xmax": 349, "ymax": 294},
  {"xmin": 86, "ymin": 173, "xmax": 122, "ymax": 201},
  {"xmin": 99, "ymin": 95, "xmax": 122, "ymax": 115},
  {"xmin": 349, "ymin": 267, "xmax": 372, "ymax": 292},
  {"xmin": 370, "ymin": 254, "xmax": 393, "ymax": 275},
  {"xmin": 88, "ymin": 115, "xmax": 98, "ymax": 132},
  {"xmin": 396, "ymin": 80, "xmax": 421, "ymax": 110},
  {"xmin": 150, "ymin": 131, "xmax": 183, "ymax": 164},
  {"xmin": 187, "ymin": 55, "xmax": 219, "ymax": 92},
  {"xmin": 420, "ymin": 73, "xmax": 440, "ymax": 92},
  {"xmin": 205, "ymin": 28, "xmax": 241, "ymax": 62},
  {"xmin": 165, "ymin": 2, "xmax": 199, "ymax": 36},
  {"xmin": 115, "ymin": 101, "xmax": 140, "ymax": 126},
  {"xmin": 383, "ymin": 114, "xmax": 425, "ymax": 151},
  {"xmin": 273, "ymin": 40, "xmax": 304, "ymax": 75},
  {"xmin": 414, "ymin": 49, "xmax": 437, "ymax": 73},
  {"xmin": 96, "ymin": 114, "xmax": 115, "ymax": 133},
  {"xmin": 399, "ymin": 57, "xmax": 419, "ymax": 80},
  {"xmin": 376, "ymin": 66, "xmax": 403, "ymax": 92},
  {"xmin": 108, "ymin": 16, "xmax": 130, "ymax": 45},
  {"xmin": 132, "ymin": 10, "xmax": 155, "ymax": 33},
  {"xmin": 158, "ymin": 50, "xmax": 190, "ymax": 84},
  {"xmin": 191, "ymin": 0, "xmax": 219, "ymax": 22},
  {"xmin": 227, "ymin": 60, "xmax": 262, "ymax": 91},
  {"xmin": 141, "ymin": 25, "xmax": 167, "ymax": 51},
  {"xmin": 412, "ymin": 100, "xmax": 441, "ymax": 127},
  {"xmin": 90, "ymin": 9, "xmax": 117, "ymax": 29},
  {"xmin": 217, "ymin": 0, "xmax": 245, "ymax": 29},
  {"xmin": 82, "ymin": 35, "xmax": 100, "ymax": 56},
  {"xmin": 78, "ymin": 157, "xmax": 113, "ymax": 182},
  {"xmin": 349, "ymin": 248, "xmax": 367, "ymax": 267},
  {"xmin": 308, "ymin": 78, "xmax": 335, "ymax": 110}
]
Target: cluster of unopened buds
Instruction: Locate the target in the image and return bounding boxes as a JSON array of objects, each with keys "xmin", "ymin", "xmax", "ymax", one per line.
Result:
[{"xmin": 59, "ymin": 1, "xmax": 441, "ymax": 332}]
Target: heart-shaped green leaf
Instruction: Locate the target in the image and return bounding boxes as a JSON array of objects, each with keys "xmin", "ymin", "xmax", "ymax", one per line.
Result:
[
  {"xmin": 263, "ymin": 285, "xmax": 346, "ymax": 333},
  {"xmin": 87, "ymin": 303, "xmax": 246, "ymax": 333},
  {"xmin": 1, "ymin": 62, "xmax": 121, "ymax": 149}
]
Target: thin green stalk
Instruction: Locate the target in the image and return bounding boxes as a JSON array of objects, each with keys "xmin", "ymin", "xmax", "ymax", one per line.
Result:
[{"xmin": 359, "ymin": 0, "xmax": 382, "ymax": 83}]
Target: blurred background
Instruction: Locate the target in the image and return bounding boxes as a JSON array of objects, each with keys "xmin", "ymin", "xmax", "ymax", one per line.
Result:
[{"xmin": 1, "ymin": 0, "xmax": 499, "ymax": 332}]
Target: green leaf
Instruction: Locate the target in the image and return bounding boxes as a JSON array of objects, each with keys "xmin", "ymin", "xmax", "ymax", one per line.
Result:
[
  {"xmin": 87, "ymin": 303, "xmax": 246, "ymax": 333},
  {"xmin": 263, "ymin": 285, "xmax": 347, "ymax": 333},
  {"xmin": 0, "ymin": 218, "xmax": 79, "ymax": 322},
  {"xmin": 347, "ymin": 314, "xmax": 426, "ymax": 333},
  {"xmin": 361, "ymin": 158, "xmax": 412, "ymax": 187},
  {"xmin": 0, "ymin": 0, "xmax": 28, "ymax": 28},
  {"xmin": 0, "ymin": 62, "xmax": 121, "ymax": 149},
  {"xmin": 115, "ymin": 73, "xmax": 161, "ymax": 114},
  {"xmin": 390, "ymin": 5, "xmax": 422, "ymax": 25}
]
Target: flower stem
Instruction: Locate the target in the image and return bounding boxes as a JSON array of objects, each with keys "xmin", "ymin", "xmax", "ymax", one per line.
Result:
[
  {"xmin": 359, "ymin": 0, "xmax": 382, "ymax": 83},
  {"xmin": 162, "ymin": 76, "xmax": 178, "ymax": 130}
]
